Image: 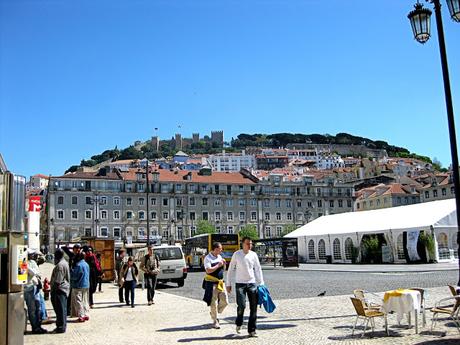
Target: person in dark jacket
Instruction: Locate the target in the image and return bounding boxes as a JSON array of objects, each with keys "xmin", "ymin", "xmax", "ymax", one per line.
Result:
[
  {"xmin": 83, "ymin": 246, "xmax": 101, "ymax": 308},
  {"xmin": 115, "ymin": 248, "xmax": 127, "ymax": 303},
  {"xmin": 50, "ymin": 249, "xmax": 70, "ymax": 333},
  {"xmin": 96, "ymin": 253, "xmax": 104, "ymax": 292},
  {"xmin": 120, "ymin": 257, "xmax": 138, "ymax": 308}
]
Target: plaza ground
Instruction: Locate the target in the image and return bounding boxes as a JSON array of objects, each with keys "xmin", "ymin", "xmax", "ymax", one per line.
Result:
[{"xmin": 24, "ymin": 263, "xmax": 460, "ymax": 345}]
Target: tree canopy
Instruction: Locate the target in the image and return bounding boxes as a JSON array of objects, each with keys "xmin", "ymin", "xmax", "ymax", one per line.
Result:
[
  {"xmin": 195, "ymin": 220, "xmax": 216, "ymax": 235},
  {"xmin": 238, "ymin": 224, "xmax": 259, "ymax": 240}
]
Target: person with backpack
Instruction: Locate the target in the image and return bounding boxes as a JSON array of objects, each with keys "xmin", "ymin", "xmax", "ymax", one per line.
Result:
[
  {"xmin": 83, "ymin": 246, "xmax": 102, "ymax": 309},
  {"xmin": 140, "ymin": 246, "xmax": 160, "ymax": 305}
]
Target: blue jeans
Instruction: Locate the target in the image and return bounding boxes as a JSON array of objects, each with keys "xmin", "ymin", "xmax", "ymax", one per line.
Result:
[
  {"xmin": 235, "ymin": 283, "xmax": 258, "ymax": 333},
  {"xmin": 124, "ymin": 280, "xmax": 135, "ymax": 306},
  {"xmin": 39, "ymin": 292, "xmax": 47, "ymax": 321},
  {"xmin": 24, "ymin": 285, "xmax": 41, "ymax": 331},
  {"xmin": 51, "ymin": 290, "xmax": 67, "ymax": 332}
]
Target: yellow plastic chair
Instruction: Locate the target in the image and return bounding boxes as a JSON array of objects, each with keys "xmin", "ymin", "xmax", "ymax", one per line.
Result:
[
  {"xmin": 430, "ymin": 294, "xmax": 460, "ymax": 333},
  {"xmin": 353, "ymin": 289, "xmax": 382, "ymax": 311},
  {"xmin": 350, "ymin": 297, "xmax": 388, "ymax": 337}
]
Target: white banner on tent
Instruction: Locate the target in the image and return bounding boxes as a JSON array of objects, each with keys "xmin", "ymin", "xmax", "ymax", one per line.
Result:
[{"xmin": 407, "ymin": 230, "xmax": 421, "ymax": 261}]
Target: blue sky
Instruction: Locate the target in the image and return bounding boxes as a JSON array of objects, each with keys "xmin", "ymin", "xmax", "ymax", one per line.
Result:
[{"xmin": 1, "ymin": 0, "xmax": 459, "ymax": 178}]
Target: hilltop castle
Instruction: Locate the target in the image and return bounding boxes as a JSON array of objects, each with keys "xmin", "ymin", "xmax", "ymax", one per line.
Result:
[{"xmin": 151, "ymin": 130, "xmax": 224, "ymax": 150}]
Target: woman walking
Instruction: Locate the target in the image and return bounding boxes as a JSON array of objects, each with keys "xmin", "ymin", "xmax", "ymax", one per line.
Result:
[{"xmin": 120, "ymin": 257, "xmax": 138, "ymax": 308}]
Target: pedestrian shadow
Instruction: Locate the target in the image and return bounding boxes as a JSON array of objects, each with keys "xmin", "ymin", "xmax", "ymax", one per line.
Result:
[
  {"xmin": 176, "ymin": 334, "xmax": 261, "ymax": 342},
  {"xmin": 158, "ymin": 324, "xmax": 215, "ymax": 332},
  {"xmin": 92, "ymin": 304, "xmax": 125, "ymax": 309},
  {"xmin": 159, "ymin": 322, "xmax": 297, "ymax": 333},
  {"xmin": 414, "ymin": 339, "xmax": 459, "ymax": 345},
  {"xmin": 256, "ymin": 323, "xmax": 296, "ymax": 330}
]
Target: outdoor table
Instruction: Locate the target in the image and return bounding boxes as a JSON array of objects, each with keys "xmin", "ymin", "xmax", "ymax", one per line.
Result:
[{"xmin": 381, "ymin": 289, "xmax": 422, "ymax": 334}]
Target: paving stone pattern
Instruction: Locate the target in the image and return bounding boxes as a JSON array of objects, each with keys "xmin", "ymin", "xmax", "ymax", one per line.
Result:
[{"xmin": 24, "ymin": 264, "xmax": 460, "ymax": 345}]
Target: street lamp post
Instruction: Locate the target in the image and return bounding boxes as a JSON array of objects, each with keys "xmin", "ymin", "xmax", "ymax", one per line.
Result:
[
  {"xmin": 408, "ymin": 0, "xmax": 460, "ymax": 284},
  {"xmin": 146, "ymin": 160, "xmax": 150, "ymax": 247}
]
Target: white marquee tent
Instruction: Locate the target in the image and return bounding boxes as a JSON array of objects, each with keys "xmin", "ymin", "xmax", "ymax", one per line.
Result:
[{"xmin": 285, "ymin": 199, "xmax": 458, "ymax": 264}]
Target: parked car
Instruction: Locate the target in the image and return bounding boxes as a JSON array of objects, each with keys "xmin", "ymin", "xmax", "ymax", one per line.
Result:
[{"xmin": 134, "ymin": 245, "xmax": 188, "ymax": 287}]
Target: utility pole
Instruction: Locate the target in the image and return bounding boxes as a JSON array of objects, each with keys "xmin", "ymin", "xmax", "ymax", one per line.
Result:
[{"xmin": 146, "ymin": 160, "xmax": 150, "ymax": 246}]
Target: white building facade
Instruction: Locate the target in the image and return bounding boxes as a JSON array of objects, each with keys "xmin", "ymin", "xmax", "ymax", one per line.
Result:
[{"xmin": 209, "ymin": 151, "xmax": 256, "ymax": 172}]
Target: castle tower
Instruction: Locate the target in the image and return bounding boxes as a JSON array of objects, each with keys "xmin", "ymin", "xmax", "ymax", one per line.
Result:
[
  {"xmin": 151, "ymin": 136, "xmax": 160, "ymax": 151},
  {"xmin": 192, "ymin": 133, "xmax": 200, "ymax": 143},
  {"xmin": 211, "ymin": 130, "xmax": 224, "ymax": 146},
  {"xmin": 175, "ymin": 133, "xmax": 183, "ymax": 150}
]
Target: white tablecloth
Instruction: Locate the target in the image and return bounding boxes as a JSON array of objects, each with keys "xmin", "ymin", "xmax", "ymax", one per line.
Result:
[{"xmin": 381, "ymin": 290, "xmax": 421, "ymax": 322}]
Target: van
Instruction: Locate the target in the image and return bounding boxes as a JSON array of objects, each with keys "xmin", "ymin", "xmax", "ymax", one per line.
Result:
[{"xmin": 134, "ymin": 245, "xmax": 188, "ymax": 287}]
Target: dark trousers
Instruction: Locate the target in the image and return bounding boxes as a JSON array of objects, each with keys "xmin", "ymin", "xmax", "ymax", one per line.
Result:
[
  {"xmin": 118, "ymin": 285, "xmax": 124, "ymax": 302},
  {"xmin": 51, "ymin": 290, "xmax": 67, "ymax": 332},
  {"xmin": 235, "ymin": 283, "xmax": 258, "ymax": 333},
  {"xmin": 89, "ymin": 277, "xmax": 97, "ymax": 306},
  {"xmin": 66, "ymin": 288, "xmax": 72, "ymax": 316},
  {"xmin": 145, "ymin": 275, "xmax": 157, "ymax": 302},
  {"xmin": 124, "ymin": 280, "xmax": 135, "ymax": 306},
  {"xmin": 98, "ymin": 277, "xmax": 102, "ymax": 292}
]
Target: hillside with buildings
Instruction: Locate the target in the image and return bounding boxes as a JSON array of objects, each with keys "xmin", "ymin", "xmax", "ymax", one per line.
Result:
[{"xmin": 65, "ymin": 130, "xmax": 440, "ymax": 174}]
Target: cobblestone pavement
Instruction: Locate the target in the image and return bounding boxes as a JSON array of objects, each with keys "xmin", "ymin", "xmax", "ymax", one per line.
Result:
[
  {"xmin": 24, "ymin": 264, "xmax": 460, "ymax": 345},
  {"xmin": 162, "ymin": 269, "xmax": 459, "ymax": 301}
]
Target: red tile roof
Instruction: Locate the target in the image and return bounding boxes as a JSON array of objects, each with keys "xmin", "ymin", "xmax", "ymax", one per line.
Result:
[
  {"xmin": 32, "ymin": 174, "xmax": 50, "ymax": 179},
  {"xmin": 55, "ymin": 171, "xmax": 122, "ymax": 180}
]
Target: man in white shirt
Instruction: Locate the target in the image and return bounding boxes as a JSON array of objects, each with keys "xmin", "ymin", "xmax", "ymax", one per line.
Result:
[{"xmin": 226, "ymin": 237, "xmax": 264, "ymax": 338}]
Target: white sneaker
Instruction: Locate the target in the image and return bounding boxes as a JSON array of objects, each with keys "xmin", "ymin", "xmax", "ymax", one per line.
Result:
[
  {"xmin": 212, "ymin": 320, "xmax": 220, "ymax": 329},
  {"xmin": 249, "ymin": 332, "xmax": 258, "ymax": 338},
  {"xmin": 236, "ymin": 326, "xmax": 241, "ymax": 334}
]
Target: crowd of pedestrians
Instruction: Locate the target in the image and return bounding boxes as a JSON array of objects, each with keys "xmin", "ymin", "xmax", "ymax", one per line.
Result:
[
  {"xmin": 26, "ymin": 244, "xmax": 103, "ymax": 334},
  {"xmin": 26, "ymin": 239, "xmax": 272, "ymax": 338}
]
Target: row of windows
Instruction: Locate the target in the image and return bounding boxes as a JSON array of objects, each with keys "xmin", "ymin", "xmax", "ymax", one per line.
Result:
[
  {"xmin": 357, "ymin": 196, "xmax": 417, "ymax": 209},
  {"xmin": 54, "ymin": 179, "xmax": 355, "ymax": 197},
  {"xmin": 57, "ymin": 195, "xmax": 353, "ymax": 209},
  {"xmin": 307, "ymin": 238, "xmax": 355, "ymax": 261},
  {"xmin": 56, "ymin": 209, "xmax": 312, "ymax": 222},
  {"xmin": 424, "ymin": 187, "xmax": 455, "ymax": 199},
  {"xmin": 57, "ymin": 223, "xmax": 289, "ymax": 241}
]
